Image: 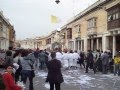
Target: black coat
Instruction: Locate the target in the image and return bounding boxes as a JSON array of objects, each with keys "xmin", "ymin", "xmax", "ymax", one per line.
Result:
[
  {"xmin": 46, "ymin": 59, "xmax": 64, "ymax": 83},
  {"xmin": 86, "ymin": 52, "xmax": 94, "ymax": 63}
]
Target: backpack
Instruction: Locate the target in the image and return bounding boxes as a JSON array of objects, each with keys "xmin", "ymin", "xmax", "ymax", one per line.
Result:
[{"xmin": 0, "ymin": 73, "xmax": 6, "ymax": 90}]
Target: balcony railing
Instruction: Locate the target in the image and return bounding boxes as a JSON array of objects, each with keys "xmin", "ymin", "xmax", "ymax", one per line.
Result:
[
  {"xmin": 87, "ymin": 27, "xmax": 97, "ymax": 36},
  {"xmin": 0, "ymin": 31, "xmax": 6, "ymax": 40}
]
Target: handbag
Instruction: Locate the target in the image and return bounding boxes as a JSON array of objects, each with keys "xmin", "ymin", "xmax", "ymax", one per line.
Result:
[{"xmin": 31, "ymin": 70, "xmax": 35, "ymax": 78}]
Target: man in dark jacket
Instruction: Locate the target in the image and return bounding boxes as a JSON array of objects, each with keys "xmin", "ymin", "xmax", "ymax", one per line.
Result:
[
  {"xmin": 85, "ymin": 50, "xmax": 94, "ymax": 73},
  {"xmin": 101, "ymin": 51, "xmax": 109, "ymax": 74},
  {"xmin": 38, "ymin": 50, "xmax": 48, "ymax": 70},
  {"xmin": 46, "ymin": 52, "xmax": 63, "ymax": 90}
]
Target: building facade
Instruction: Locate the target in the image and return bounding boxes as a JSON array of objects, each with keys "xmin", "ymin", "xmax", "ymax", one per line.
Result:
[
  {"xmin": 9, "ymin": 25, "xmax": 16, "ymax": 48},
  {"xmin": 61, "ymin": 0, "xmax": 120, "ymax": 57},
  {"xmin": 18, "ymin": 38, "xmax": 36, "ymax": 49},
  {"xmin": 105, "ymin": 0, "xmax": 120, "ymax": 57},
  {"xmin": 0, "ymin": 10, "xmax": 15, "ymax": 50},
  {"xmin": 0, "ymin": 11, "xmax": 10, "ymax": 50}
]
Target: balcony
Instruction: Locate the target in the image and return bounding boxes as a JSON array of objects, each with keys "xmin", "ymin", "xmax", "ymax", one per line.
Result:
[
  {"xmin": 87, "ymin": 27, "xmax": 97, "ymax": 36},
  {"xmin": 0, "ymin": 31, "xmax": 6, "ymax": 40}
]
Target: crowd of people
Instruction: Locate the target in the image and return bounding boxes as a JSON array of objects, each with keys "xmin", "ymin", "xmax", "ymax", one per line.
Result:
[{"xmin": 0, "ymin": 47, "xmax": 120, "ymax": 90}]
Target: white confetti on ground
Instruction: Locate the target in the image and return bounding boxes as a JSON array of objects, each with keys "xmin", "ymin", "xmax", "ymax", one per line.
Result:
[
  {"xmin": 44, "ymin": 83, "xmax": 50, "ymax": 89},
  {"xmin": 37, "ymin": 69, "xmax": 119, "ymax": 89},
  {"xmin": 36, "ymin": 71, "xmax": 47, "ymax": 78},
  {"xmin": 78, "ymin": 75, "xmax": 95, "ymax": 84}
]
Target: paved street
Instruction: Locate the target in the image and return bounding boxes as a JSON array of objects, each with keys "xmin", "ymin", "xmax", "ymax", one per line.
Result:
[{"xmin": 24, "ymin": 68, "xmax": 120, "ymax": 90}]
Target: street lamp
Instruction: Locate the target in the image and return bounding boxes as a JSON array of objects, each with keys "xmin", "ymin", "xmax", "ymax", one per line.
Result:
[{"xmin": 55, "ymin": 0, "xmax": 60, "ymax": 4}]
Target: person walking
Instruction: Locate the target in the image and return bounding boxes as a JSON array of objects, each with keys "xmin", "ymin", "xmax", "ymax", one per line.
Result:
[
  {"xmin": 85, "ymin": 50, "xmax": 94, "ymax": 73},
  {"xmin": 38, "ymin": 50, "xmax": 47, "ymax": 70},
  {"xmin": 62, "ymin": 50, "xmax": 69, "ymax": 70},
  {"xmin": 56, "ymin": 48, "xmax": 63, "ymax": 65},
  {"xmin": 114, "ymin": 53, "xmax": 120, "ymax": 76},
  {"xmin": 13, "ymin": 50, "xmax": 22, "ymax": 83},
  {"xmin": 68, "ymin": 50, "xmax": 74, "ymax": 69},
  {"xmin": 73, "ymin": 50, "xmax": 80, "ymax": 69},
  {"xmin": 20, "ymin": 49, "xmax": 35, "ymax": 90},
  {"xmin": 79, "ymin": 51, "xmax": 85, "ymax": 68},
  {"xmin": 101, "ymin": 51, "xmax": 109, "ymax": 74},
  {"xmin": 46, "ymin": 52, "xmax": 64, "ymax": 90},
  {"xmin": 93, "ymin": 50, "xmax": 101, "ymax": 74},
  {"xmin": 33, "ymin": 49, "xmax": 39, "ymax": 69}
]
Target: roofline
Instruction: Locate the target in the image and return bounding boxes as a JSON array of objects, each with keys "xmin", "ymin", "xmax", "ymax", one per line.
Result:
[
  {"xmin": 0, "ymin": 10, "xmax": 10, "ymax": 25},
  {"xmin": 67, "ymin": 0, "xmax": 112, "ymax": 25}
]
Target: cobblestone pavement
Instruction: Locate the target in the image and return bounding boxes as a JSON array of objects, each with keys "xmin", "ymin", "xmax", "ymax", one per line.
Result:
[
  {"xmin": 24, "ymin": 68, "xmax": 120, "ymax": 90},
  {"xmin": 1, "ymin": 68, "xmax": 120, "ymax": 90}
]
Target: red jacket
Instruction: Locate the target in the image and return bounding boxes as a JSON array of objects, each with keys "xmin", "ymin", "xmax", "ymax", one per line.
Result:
[{"xmin": 3, "ymin": 72, "xmax": 21, "ymax": 90}]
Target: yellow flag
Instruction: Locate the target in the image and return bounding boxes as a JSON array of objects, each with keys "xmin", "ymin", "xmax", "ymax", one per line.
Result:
[{"xmin": 51, "ymin": 15, "xmax": 59, "ymax": 23}]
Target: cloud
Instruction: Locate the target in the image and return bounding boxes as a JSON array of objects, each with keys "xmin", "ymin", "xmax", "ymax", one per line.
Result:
[{"xmin": 0, "ymin": 0, "xmax": 98, "ymax": 40}]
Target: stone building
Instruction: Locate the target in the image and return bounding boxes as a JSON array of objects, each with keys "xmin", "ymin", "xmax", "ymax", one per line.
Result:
[
  {"xmin": 0, "ymin": 10, "xmax": 15, "ymax": 50},
  {"xmin": 45, "ymin": 30, "xmax": 61, "ymax": 50},
  {"xmin": 9, "ymin": 25, "xmax": 16, "ymax": 48},
  {"xmin": 0, "ymin": 11, "xmax": 10, "ymax": 50},
  {"xmin": 18, "ymin": 38, "xmax": 35, "ymax": 49},
  {"xmin": 105, "ymin": 0, "xmax": 120, "ymax": 57},
  {"xmin": 60, "ymin": 0, "xmax": 120, "ymax": 57}
]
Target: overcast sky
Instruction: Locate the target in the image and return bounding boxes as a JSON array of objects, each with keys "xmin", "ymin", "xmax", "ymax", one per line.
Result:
[{"xmin": 0, "ymin": 0, "xmax": 97, "ymax": 40}]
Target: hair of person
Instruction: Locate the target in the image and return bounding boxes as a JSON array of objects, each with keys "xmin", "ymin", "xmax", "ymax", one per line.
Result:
[
  {"xmin": 6, "ymin": 50, "xmax": 12, "ymax": 56},
  {"xmin": 74, "ymin": 50, "xmax": 77, "ymax": 53},
  {"xmin": 104, "ymin": 51, "xmax": 107, "ymax": 53},
  {"xmin": 21, "ymin": 49, "xmax": 29, "ymax": 57},
  {"xmin": 13, "ymin": 49, "xmax": 21, "ymax": 58},
  {"xmin": 8, "ymin": 46, "xmax": 13, "ymax": 50},
  {"xmin": 4, "ymin": 64, "xmax": 14, "ymax": 69},
  {"xmin": 69, "ymin": 50, "xmax": 73, "ymax": 53},
  {"xmin": 39, "ymin": 50, "xmax": 43, "ymax": 53},
  {"xmin": 51, "ymin": 52, "xmax": 56, "ymax": 59},
  {"xmin": 64, "ymin": 50, "xmax": 67, "ymax": 53}
]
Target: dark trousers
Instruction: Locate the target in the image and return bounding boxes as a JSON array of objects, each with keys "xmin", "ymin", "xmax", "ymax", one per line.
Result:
[
  {"xmin": 39, "ymin": 62, "xmax": 45, "ymax": 70},
  {"xmin": 15, "ymin": 72, "xmax": 20, "ymax": 83},
  {"xmin": 86, "ymin": 63, "xmax": 89, "ymax": 73},
  {"xmin": 21, "ymin": 70, "xmax": 34, "ymax": 90},
  {"xmin": 15, "ymin": 68, "xmax": 22, "ymax": 83},
  {"xmin": 49, "ymin": 82, "xmax": 60, "ymax": 90},
  {"xmin": 79, "ymin": 61, "xmax": 85, "ymax": 68},
  {"xmin": 102, "ymin": 65, "xmax": 108, "ymax": 74},
  {"xmin": 86, "ymin": 62, "xmax": 93, "ymax": 73},
  {"xmin": 93, "ymin": 61, "xmax": 100, "ymax": 73}
]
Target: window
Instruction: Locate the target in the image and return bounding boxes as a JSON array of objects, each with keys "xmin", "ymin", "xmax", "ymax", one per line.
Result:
[
  {"xmin": 87, "ymin": 18, "xmax": 97, "ymax": 29},
  {"xmin": 116, "ymin": 13, "xmax": 119, "ymax": 19},
  {"xmin": 78, "ymin": 25, "xmax": 81, "ymax": 32},
  {"xmin": 107, "ymin": 12, "xmax": 120, "ymax": 22},
  {"xmin": 108, "ymin": 15, "xmax": 112, "ymax": 21},
  {"xmin": 107, "ymin": 5, "xmax": 120, "ymax": 22},
  {"xmin": 113, "ymin": 14, "xmax": 116, "ymax": 20},
  {"xmin": 67, "ymin": 28, "xmax": 72, "ymax": 39}
]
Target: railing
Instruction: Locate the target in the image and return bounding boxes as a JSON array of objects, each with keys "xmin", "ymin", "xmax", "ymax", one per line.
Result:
[{"xmin": 87, "ymin": 27, "xmax": 97, "ymax": 36}]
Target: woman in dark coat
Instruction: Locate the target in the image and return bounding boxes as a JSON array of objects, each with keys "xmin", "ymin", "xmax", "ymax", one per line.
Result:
[{"xmin": 46, "ymin": 52, "xmax": 64, "ymax": 90}]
